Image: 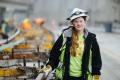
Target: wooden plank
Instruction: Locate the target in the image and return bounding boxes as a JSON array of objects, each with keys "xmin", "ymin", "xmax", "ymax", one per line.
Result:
[
  {"xmin": 35, "ymin": 73, "xmax": 45, "ymax": 80},
  {"xmin": 0, "ymin": 54, "xmax": 38, "ymax": 60}
]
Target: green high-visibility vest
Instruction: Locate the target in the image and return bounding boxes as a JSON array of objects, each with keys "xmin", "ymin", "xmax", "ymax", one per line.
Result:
[{"xmin": 55, "ymin": 34, "xmax": 93, "ymax": 80}]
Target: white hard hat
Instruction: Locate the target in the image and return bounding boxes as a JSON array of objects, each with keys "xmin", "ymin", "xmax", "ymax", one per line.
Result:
[{"xmin": 67, "ymin": 8, "xmax": 89, "ymax": 21}]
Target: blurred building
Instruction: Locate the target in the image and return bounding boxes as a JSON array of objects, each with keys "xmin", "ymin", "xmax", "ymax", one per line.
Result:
[
  {"xmin": 32, "ymin": 0, "xmax": 120, "ymax": 27},
  {"xmin": 0, "ymin": 0, "xmax": 33, "ymax": 24},
  {"xmin": 1, "ymin": 0, "xmax": 119, "ymax": 29}
]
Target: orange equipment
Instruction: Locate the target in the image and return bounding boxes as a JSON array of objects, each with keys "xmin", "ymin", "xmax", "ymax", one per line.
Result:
[
  {"xmin": 33, "ymin": 18, "xmax": 45, "ymax": 26},
  {"xmin": 21, "ymin": 19, "xmax": 32, "ymax": 30}
]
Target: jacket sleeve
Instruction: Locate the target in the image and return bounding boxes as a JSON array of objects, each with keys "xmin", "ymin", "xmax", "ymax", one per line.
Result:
[
  {"xmin": 91, "ymin": 36, "xmax": 102, "ymax": 75},
  {"xmin": 47, "ymin": 34, "xmax": 63, "ymax": 70}
]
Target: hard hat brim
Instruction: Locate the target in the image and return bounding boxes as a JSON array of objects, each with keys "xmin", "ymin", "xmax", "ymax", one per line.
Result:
[{"xmin": 67, "ymin": 14, "xmax": 89, "ymax": 21}]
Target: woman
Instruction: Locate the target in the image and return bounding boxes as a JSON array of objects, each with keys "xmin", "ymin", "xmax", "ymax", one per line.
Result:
[{"xmin": 41, "ymin": 8, "xmax": 102, "ymax": 80}]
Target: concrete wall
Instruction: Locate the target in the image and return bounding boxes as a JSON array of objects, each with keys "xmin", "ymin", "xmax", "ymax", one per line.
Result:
[
  {"xmin": 32, "ymin": 0, "xmax": 120, "ymax": 26},
  {"xmin": 90, "ymin": 0, "xmax": 120, "ymax": 23}
]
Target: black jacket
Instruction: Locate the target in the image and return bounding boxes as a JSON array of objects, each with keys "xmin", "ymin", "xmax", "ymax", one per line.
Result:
[{"xmin": 47, "ymin": 27, "xmax": 102, "ymax": 79}]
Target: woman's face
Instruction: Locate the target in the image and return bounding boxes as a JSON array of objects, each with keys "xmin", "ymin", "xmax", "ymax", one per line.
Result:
[{"xmin": 72, "ymin": 17, "xmax": 86, "ymax": 32}]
